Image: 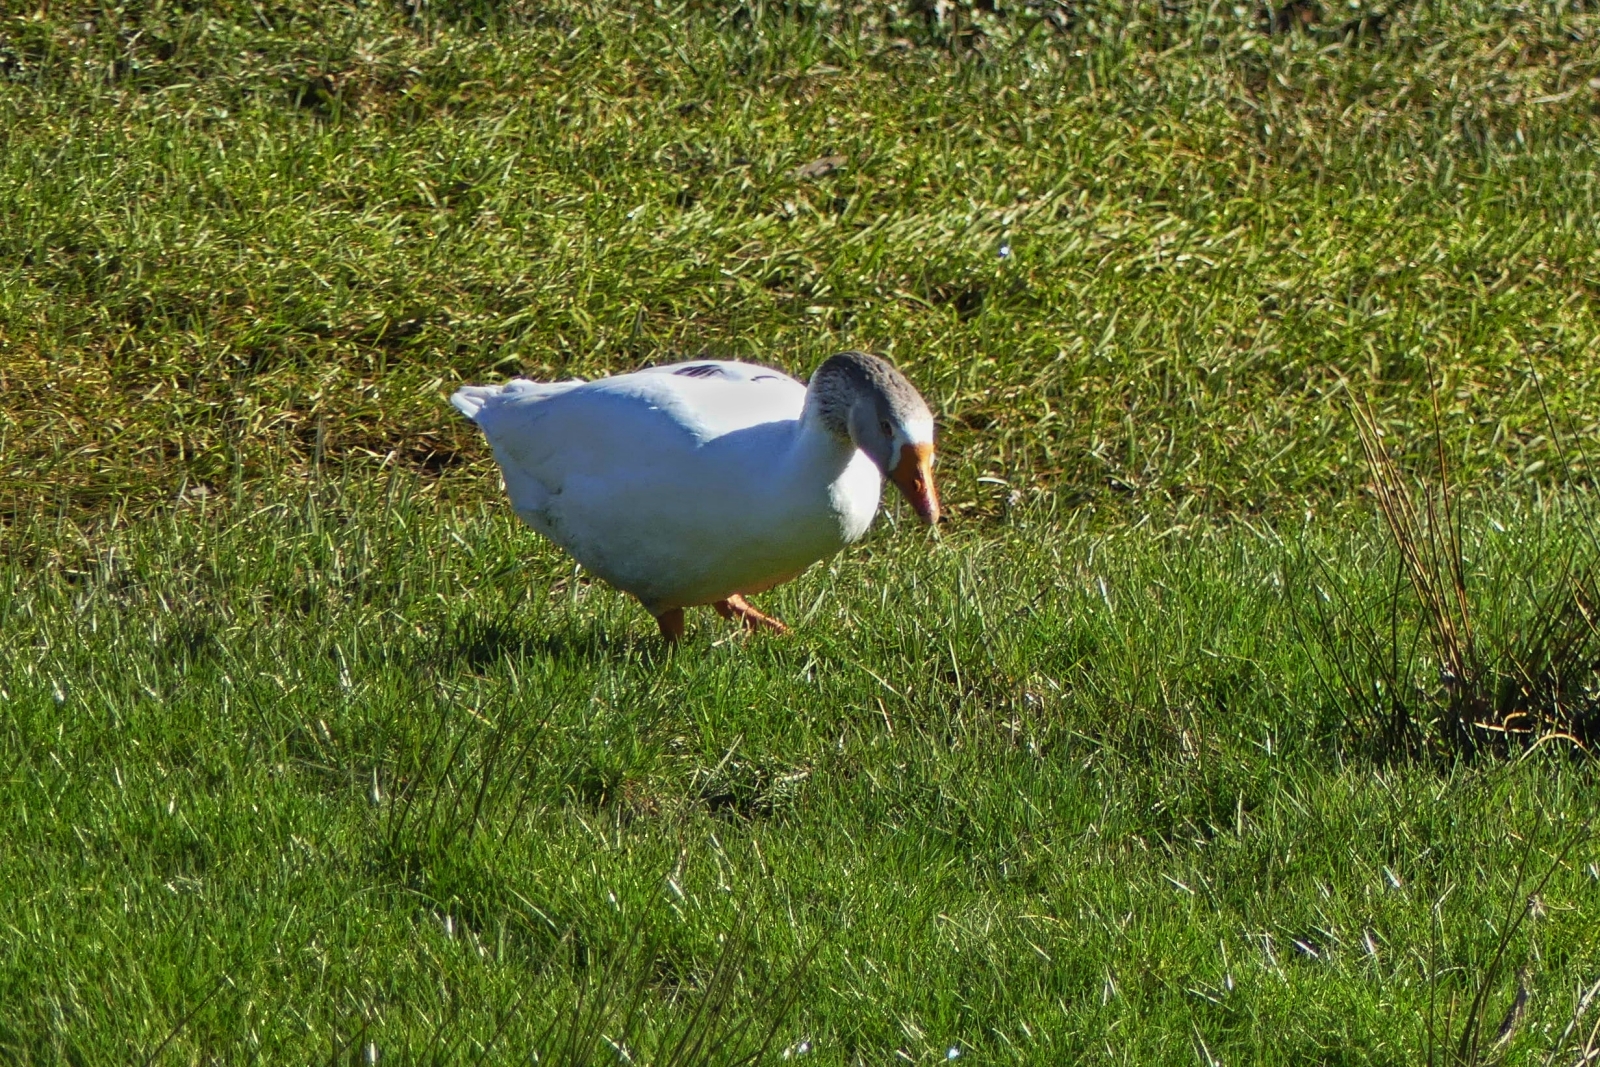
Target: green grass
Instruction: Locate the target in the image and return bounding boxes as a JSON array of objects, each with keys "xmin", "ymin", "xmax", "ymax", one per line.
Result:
[
  {"xmin": 5, "ymin": 0, "xmax": 1600, "ymax": 1062},
  {"xmin": 4, "ymin": 486, "xmax": 1600, "ymax": 1062},
  {"xmin": 4, "ymin": 0, "xmax": 1600, "ymax": 516}
]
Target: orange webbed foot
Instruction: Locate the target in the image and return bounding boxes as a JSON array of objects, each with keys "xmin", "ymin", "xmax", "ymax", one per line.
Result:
[{"xmin": 713, "ymin": 594, "xmax": 789, "ymax": 635}]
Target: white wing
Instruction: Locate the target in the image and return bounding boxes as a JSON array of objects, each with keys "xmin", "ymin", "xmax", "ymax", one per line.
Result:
[
  {"xmin": 635, "ymin": 359, "xmax": 804, "ymax": 388},
  {"xmin": 449, "ymin": 364, "xmax": 828, "ymax": 607}
]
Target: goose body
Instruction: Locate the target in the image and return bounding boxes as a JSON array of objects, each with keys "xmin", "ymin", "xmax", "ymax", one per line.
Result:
[{"xmin": 452, "ymin": 352, "xmax": 939, "ymax": 639}]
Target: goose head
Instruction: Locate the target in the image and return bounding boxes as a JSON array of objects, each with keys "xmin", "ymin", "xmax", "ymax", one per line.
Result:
[{"xmin": 809, "ymin": 351, "xmax": 941, "ymax": 524}]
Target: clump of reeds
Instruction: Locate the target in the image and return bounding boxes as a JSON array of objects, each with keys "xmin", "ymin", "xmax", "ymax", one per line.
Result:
[{"xmin": 1304, "ymin": 376, "xmax": 1600, "ymax": 761}]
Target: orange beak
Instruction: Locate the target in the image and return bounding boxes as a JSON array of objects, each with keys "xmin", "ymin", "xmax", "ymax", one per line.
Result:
[{"xmin": 889, "ymin": 442, "xmax": 940, "ymax": 525}]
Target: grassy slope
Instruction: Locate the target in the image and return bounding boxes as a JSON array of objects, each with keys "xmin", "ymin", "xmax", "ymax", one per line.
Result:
[
  {"xmin": 3, "ymin": 0, "xmax": 1600, "ymax": 517},
  {"xmin": 3, "ymin": 1, "xmax": 1600, "ymax": 1063}
]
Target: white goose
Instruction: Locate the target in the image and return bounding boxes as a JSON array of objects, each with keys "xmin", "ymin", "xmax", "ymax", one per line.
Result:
[{"xmin": 451, "ymin": 350, "xmax": 940, "ymax": 640}]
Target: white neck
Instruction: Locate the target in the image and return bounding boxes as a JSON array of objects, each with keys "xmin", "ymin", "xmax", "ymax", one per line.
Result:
[
  {"xmin": 792, "ymin": 401, "xmax": 860, "ymax": 480},
  {"xmin": 786, "ymin": 401, "xmax": 883, "ymax": 546}
]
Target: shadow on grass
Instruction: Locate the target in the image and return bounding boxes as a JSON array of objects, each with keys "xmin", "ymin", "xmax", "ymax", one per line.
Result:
[{"xmin": 438, "ymin": 612, "xmax": 642, "ymax": 670}]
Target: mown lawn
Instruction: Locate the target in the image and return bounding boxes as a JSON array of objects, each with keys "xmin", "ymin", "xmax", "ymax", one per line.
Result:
[{"xmin": 3, "ymin": 1, "xmax": 1600, "ymax": 1063}]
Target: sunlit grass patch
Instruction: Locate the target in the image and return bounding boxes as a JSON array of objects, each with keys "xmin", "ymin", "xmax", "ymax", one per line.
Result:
[{"xmin": 4, "ymin": 0, "xmax": 1600, "ymax": 519}]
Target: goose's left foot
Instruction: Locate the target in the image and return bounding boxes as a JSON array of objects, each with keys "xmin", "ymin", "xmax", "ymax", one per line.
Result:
[
  {"xmin": 654, "ymin": 608, "xmax": 686, "ymax": 642},
  {"xmin": 713, "ymin": 595, "xmax": 789, "ymax": 635}
]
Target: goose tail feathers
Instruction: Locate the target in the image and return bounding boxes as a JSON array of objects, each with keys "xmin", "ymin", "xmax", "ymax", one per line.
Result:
[
  {"xmin": 450, "ymin": 385, "xmax": 501, "ymax": 422},
  {"xmin": 451, "ymin": 378, "xmax": 583, "ymax": 422}
]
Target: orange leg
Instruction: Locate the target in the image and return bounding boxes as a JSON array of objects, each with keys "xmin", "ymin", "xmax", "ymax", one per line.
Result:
[
  {"xmin": 713, "ymin": 594, "xmax": 789, "ymax": 635},
  {"xmin": 654, "ymin": 607, "xmax": 685, "ymax": 642}
]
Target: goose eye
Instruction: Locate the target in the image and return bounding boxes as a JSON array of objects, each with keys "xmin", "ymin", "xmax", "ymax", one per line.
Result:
[{"xmin": 879, "ymin": 419, "xmax": 893, "ymax": 437}]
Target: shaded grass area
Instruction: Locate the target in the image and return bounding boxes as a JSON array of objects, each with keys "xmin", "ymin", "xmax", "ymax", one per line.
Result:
[
  {"xmin": 4, "ymin": 0, "xmax": 1600, "ymax": 517},
  {"xmin": 2, "ymin": 483, "xmax": 1598, "ymax": 1062}
]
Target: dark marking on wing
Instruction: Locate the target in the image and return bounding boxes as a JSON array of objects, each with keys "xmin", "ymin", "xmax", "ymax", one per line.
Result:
[
  {"xmin": 751, "ymin": 374, "xmax": 784, "ymax": 382},
  {"xmin": 673, "ymin": 364, "xmax": 729, "ymax": 379}
]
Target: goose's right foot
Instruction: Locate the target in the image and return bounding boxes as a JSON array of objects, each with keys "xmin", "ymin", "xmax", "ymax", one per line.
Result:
[{"xmin": 713, "ymin": 595, "xmax": 789, "ymax": 635}]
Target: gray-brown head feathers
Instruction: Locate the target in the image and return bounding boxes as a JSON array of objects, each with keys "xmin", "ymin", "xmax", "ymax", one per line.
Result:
[
  {"xmin": 805, "ymin": 352, "xmax": 940, "ymax": 523},
  {"xmin": 807, "ymin": 351, "xmax": 934, "ymax": 449}
]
